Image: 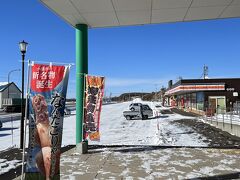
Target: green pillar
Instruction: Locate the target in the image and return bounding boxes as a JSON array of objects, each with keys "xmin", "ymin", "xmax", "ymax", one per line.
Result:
[{"xmin": 76, "ymin": 24, "xmax": 88, "ymax": 144}]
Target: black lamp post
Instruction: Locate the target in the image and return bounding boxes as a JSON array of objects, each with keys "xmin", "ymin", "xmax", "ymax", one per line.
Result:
[{"xmin": 19, "ymin": 40, "xmax": 28, "ymax": 149}]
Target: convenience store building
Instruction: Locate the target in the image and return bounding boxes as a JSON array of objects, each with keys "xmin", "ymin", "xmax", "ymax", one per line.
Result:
[{"xmin": 165, "ymin": 78, "xmax": 240, "ymax": 114}]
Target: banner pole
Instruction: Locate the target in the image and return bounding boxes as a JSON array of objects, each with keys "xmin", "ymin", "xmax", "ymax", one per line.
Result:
[
  {"xmin": 21, "ymin": 60, "xmax": 31, "ymax": 180},
  {"xmin": 20, "ymin": 60, "xmax": 74, "ymax": 66},
  {"xmin": 82, "ymin": 74, "xmax": 86, "ymax": 141}
]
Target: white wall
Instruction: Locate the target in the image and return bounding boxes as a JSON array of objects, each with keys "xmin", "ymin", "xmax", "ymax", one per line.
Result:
[
  {"xmin": 0, "ymin": 84, "xmax": 21, "ymax": 108},
  {"xmin": 2, "ymin": 84, "xmax": 21, "ymax": 99}
]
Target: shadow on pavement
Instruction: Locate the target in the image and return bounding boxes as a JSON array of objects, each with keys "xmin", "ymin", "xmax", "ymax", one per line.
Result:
[
  {"xmin": 161, "ymin": 110, "xmax": 174, "ymax": 114},
  {"xmin": 187, "ymin": 172, "xmax": 240, "ymax": 180},
  {"xmin": 88, "ymin": 145, "xmax": 240, "ymax": 153},
  {"xmin": 125, "ymin": 114, "xmax": 169, "ymax": 120},
  {"xmin": 0, "ymin": 127, "xmax": 18, "ymax": 131},
  {"xmin": 0, "ymin": 133, "xmax": 11, "ymax": 137},
  {"xmin": 158, "ymin": 115, "xmax": 169, "ymax": 118}
]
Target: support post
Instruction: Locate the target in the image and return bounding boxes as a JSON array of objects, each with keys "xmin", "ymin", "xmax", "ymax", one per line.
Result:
[
  {"xmin": 76, "ymin": 24, "xmax": 88, "ymax": 145},
  {"xmin": 20, "ymin": 54, "xmax": 25, "ymax": 149}
]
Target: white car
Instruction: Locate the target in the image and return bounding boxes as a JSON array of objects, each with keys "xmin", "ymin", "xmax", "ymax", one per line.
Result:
[
  {"xmin": 123, "ymin": 104, "xmax": 153, "ymax": 120},
  {"xmin": 129, "ymin": 103, "xmax": 142, "ymax": 111}
]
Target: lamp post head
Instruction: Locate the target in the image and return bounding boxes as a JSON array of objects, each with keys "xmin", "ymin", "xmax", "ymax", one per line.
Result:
[{"xmin": 19, "ymin": 40, "xmax": 28, "ymax": 54}]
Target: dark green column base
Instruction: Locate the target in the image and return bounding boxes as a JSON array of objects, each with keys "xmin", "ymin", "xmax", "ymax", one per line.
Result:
[{"xmin": 76, "ymin": 140, "xmax": 88, "ymax": 154}]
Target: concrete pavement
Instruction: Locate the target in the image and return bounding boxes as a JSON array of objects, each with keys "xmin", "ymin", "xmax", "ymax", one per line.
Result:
[
  {"xmin": 12, "ymin": 145, "xmax": 240, "ymax": 179},
  {"xmin": 59, "ymin": 146, "xmax": 240, "ymax": 179}
]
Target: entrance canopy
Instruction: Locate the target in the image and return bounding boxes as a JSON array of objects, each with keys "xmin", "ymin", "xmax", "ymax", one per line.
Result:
[{"xmin": 40, "ymin": 0, "xmax": 240, "ymax": 28}]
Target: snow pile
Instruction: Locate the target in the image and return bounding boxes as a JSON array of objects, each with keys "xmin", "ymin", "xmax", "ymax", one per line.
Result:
[{"xmin": 132, "ymin": 98, "xmax": 142, "ymax": 103}]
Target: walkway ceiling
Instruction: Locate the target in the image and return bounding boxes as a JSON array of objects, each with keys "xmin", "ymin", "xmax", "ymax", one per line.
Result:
[{"xmin": 40, "ymin": 0, "xmax": 240, "ymax": 28}]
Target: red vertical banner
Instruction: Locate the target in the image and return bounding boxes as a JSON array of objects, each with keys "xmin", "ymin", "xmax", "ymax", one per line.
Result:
[
  {"xmin": 26, "ymin": 63, "xmax": 70, "ymax": 179},
  {"xmin": 84, "ymin": 75, "xmax": 105, "ymax": 141}
]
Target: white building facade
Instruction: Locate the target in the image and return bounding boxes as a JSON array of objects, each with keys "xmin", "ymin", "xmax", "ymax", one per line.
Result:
[{"xmin": 0, "ymin": 82, "xmax": 21, "ymax": 108}]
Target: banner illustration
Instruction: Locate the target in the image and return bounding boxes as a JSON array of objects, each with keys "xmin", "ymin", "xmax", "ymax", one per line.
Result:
[
  {"xmin": 84, "ymin": 75, "xmax": 105, "ymax": 141},
  {"xmin": 26, "ymin": 63, "xmax": 70, "ymax": 180}
]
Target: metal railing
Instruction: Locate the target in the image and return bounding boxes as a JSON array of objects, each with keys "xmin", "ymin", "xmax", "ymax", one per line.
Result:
[
  {"xmin": 200, "ymin": 107, "xmax": 240, "ymax": 127},
  {"xmin": 0, "ymin": 113, "xmax": 22, "ymax": 150}
]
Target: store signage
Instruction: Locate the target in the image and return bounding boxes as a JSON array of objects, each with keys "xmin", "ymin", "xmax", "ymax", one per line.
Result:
[
  {"xmin": 226, "ymin": 88, "xmax": 235, "ymax": 91},
  {"xmin": 233, "ymin": 92, "xmax": 238, "ymax": 97},
  {"xmin": 165, "ymin": 84, "xmax": 225, "ymax": 95}
]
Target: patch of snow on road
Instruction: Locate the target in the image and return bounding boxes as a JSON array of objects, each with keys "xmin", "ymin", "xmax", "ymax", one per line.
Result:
[
  {"xmin": 0, "ymin": 159, "xmax": 21, "ymax": 174},
  {"xmin": 185, "ymin": 159, "xmax": 202, "ymax": 164}
]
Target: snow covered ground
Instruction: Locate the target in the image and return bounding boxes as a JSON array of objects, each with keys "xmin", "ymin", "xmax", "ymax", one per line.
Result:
[
  {"xmin": 0, "ymin": 117, "xmax": 28, "ymax": 151},
  {"xmin": 0, "ymin": 119, "xmax": 27, "ymax": 176},
  {"xmin": 62, "ymin": 100, "xmax": 208, "ymax": 147},
  {"xmin": 1, "ymin": 100, "xmax": 240, "ymax": 177},
  {"xmin": 0, "ymin": 100, "xmax": 208, "ymax": 152}
]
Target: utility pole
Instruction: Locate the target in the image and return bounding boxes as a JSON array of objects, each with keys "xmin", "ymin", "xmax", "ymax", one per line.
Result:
[
  {"xmin": 203, "ymin": 65, "xmax": 208, "ymax": 79},
  {"xmin": 154, "ymin": 84, "xmax": 158, "ymax": 102},
  {"xmin": 104, "ymin": 89, "xmax": 107, "ymax": 102},
  {"xmin": 109, "ymin": 92, "xmax": 112, "ymax": 102}
]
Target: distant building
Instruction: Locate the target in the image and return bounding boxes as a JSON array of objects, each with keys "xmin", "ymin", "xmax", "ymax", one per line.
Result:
[
  {"xmin": 164, "ymin": 78, "xmax": 240, "ymax": 115},
  {"xmin": 0, "ymin": 82, "xmax": 21, "ymax": 108}
]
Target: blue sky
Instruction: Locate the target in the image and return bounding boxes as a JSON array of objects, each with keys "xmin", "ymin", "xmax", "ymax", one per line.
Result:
[{"xmin": 0, "ymin": 1, "xmax": 240, "ymax": 98}]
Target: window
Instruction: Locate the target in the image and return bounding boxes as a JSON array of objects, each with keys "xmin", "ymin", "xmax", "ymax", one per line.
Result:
[
  {"xmin": 191, "ymin": 93, "xmax": 196, "ymax": 109},
  {"xmin": 196, "ymin": 92, "xmax": 204, "ymax": 110}
]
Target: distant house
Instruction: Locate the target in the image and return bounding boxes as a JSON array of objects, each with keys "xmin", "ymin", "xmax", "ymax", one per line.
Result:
[{"xmin": 0, "ymin": 82, "xmax": 21, "ymax": 108}]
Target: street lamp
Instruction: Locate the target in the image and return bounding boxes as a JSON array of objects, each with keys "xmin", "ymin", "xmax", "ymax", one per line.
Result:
[
  {"xmin": 19, "ymin": 40, "xmax": 28, "ymax": 149},
  {"xmin": 7, "ymin": 69, "xmax": 20, "ymax": 98}
]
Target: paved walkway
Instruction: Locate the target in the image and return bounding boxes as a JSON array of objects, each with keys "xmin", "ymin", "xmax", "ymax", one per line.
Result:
[
  {"xmin": 12, "ymin": 146, "xmax": 240, "ymax": 179},
  {"xmin": 59, "ymin": 146, "xmax": 240, "ymax": 180}
]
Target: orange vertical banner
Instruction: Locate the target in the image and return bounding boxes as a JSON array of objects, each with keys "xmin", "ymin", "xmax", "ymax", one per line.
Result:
[{"xmin": 84, "ymin": 75, "xmax": 105, "ymax": 141}]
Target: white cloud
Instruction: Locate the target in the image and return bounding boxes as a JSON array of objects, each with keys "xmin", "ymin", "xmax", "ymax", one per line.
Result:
[{"xmin": 105, "ymin": 77, "xmax": 170, "ymax": 87}]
